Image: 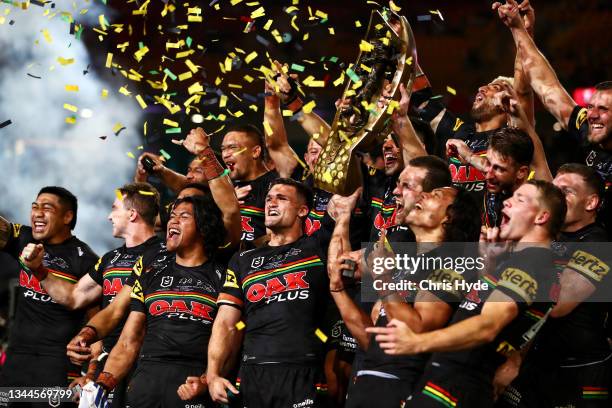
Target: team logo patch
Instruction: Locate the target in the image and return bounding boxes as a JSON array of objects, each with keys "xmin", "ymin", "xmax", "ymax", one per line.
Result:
[
  {"xmin": 224, "ymin": 269, "xmax": 239, "ymax": 289},
  {"xmin": 160, "ymin": 276, "xmax": 173, "ymax": 288},
  {"xmin": 452, "ymin": 117, "xmax": 464, "ymax": 132},
  {"xmin": 12, "ymin": 223, "xmax": 22, "ymax": 238},
  {"xmin": 251, "ymin": 256, "xmax": 265, "ymax": 269},
  {"xmin": 568, "ymin": 250, "xmax": 610, "ymax": 282}
]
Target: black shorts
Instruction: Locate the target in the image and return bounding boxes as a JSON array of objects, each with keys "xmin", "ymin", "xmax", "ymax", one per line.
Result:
[
  {"xmin": 126, "ymin": 360, "xmax": 213, "ymax": 408},
  {"xmin": 0, "ymin": 351, "xmax": 79, "ymax": 407},
  {"xmin": 496, "ymin": 355, "xmax": 611, "ymax": 408},
  {"xmin": 406, "ymin": 366, "xmax": 493, "ymax": 408},
  {"xmin": 345, "ymin": 375, "xmax": 416, "ymax": 408},
  {"xmin": 238, "ymin": 363, "xmax": 329, "ymax": 408}
]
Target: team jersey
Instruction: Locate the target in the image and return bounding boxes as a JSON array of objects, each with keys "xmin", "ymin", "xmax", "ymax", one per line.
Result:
[
  {"xmin": 234, "ymin": 171, "xmax": 278, "ymax": 243},
  {"xmin": 533, "ymin": 224, "xmax": 611, "ymax": 363},
  {"xmin": 482, "ymin": 191, "xmax": 511, "ymax": 228},
  {"xmin": 88, "ymin": 236, "xmax": 165, "ymax": 351},
  {"xmin": 413, "ymin": 89, "xmax": 498, "ymax": 202},
  {"xmin": 3, "ymin": 224, "xmax": 97, "ymax": 355},
  {"xmin": 129, "ymin": 253, "xmax": 225, "ymax": 362},
  {"xmin": 430, "ymin": 247, "xmax": 556, "ymax": 379},
  {"xmin": 363, "ymin": 245, "xmax": 476, "ymax": 379},
  {"xmin": 217, "ymin": 235, "xmax": 329, "ymax": 364},
  {"xmin": 362, "ymin": 164, "xmax": 399, "ymax": 241},
  {"xmin": 568, "ymin": 105, "xmax": 612, "ymax": 235}
]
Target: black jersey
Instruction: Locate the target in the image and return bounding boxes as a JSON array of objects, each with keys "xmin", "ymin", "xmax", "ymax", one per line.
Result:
[
  {"xmin": 88, "ymin": 236, "xmax": 165, "ymax": 351},
  {"xmin": 217, "ymin": 235, "xmax": 329, "ymax": 364},
  {"xmin": 129, "ymin": 253, "xmax": 225, "ymax": 362},
  {"xmin": 234, "ymin": 171, "xmax": 279, "ymax": 243},
  {"xmin": 533, "ymin": 224, "xmax": 611, "ymax": 363},
  {"xmin": 482, "ymin": 191, "xmax": 511, "ymax": 228},
  {"xmin": 430, "ymin": 247, "xmax": 556, "ymax": 379},
  {"xmin": 568, "ymin": 105, "xmax": 612, "ymax": 235},
  {"xmin": 3, "ymin": 224, "xmax": 97, "ymax": 355},
  {"xmin": 362, "ymin": 165, "xmax": 399, "ymax": 241},
  {"xmin": 413, "ymin": 90, "xmax": 497, "ymax": 202}
]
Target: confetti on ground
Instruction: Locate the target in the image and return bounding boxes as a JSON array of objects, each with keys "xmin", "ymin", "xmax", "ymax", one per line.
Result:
[{"xmin": 315, "ymin": 328, "xmax": 328, "ymax": 343}]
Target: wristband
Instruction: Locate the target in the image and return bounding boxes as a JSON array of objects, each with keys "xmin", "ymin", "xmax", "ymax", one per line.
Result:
[
  {"xmin": 330, "ymin": 287, "xmax": 345, "ymax": 293},
  {"xmin": 197, "ymin": 146, "xmax": 225, "ymax": 181},
  {"xmin": 285, "ymin": 97, "xmax": 304, "ymax": 114},
  {"xmin": 96, "ymin": 371, "xmax": 118, "ymax": 392},
  {"xmin": 79, "ymin": 325, "xmax": 98, "ymax": 345}
]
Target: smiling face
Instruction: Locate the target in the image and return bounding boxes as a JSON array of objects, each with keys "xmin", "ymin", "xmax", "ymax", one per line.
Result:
[
  {"xmin": 485, "ymin": 148, "xmax": 526, "ymax": 194},
  {"xmin": 166, "ymin": 201, "xmax": 200, "ymax": 252},
  {"xmin": 185, "ymin": 158, "xmax": 207, "ymax": 184},
  {"xmin": 107, "ymin": 198, "xmax": 131, "ymax": 238},
  {"xmin": 499, "ymin": 183, "xmax": 544, "ymax": 241},
  {"xmin": 304, "ymin": 139, "xmax": 322, "ymax": 173},
  {"xmin": 405, "ymin": 187, "xmax": 457, "ymax": 229},
  {"xmin": 264, "ymin": 184, "xmax": 308, "ymax": 232},
  {"xmin": 30, "ymin": 193, "xmax": 73, "ymax": 242},
  {"xmin": 470, "ymin": 81, "xmax": 509, "ymax": 122},
  {"xmin": 221, "ymin": 131, "xmax": 261, "ymax": 180},
  {"xmin": 586, "ymin": 89, "xmax": 612, "ymax": 146},
  {"xmin": 382, "ymin": 136, "xmax": 403, "ymax": 176},
  {"xmin": 393, "ymin": 165, "xmax": 428, "ymax": 225}
]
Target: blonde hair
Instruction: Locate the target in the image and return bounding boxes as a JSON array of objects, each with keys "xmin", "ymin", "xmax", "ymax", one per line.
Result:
[{"xmin": 491, "ymin": 76, "xmax": 515, "ymax": 89}]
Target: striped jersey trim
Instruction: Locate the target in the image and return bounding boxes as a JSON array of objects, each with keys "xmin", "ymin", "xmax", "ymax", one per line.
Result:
[{"xmin": 242, "ymin": 256, "xmax": 323, "ymax": 287}]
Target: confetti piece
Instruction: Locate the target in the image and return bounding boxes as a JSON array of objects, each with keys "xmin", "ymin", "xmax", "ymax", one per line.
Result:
[
  {"xmin": 389, "ymin": 0, "xmax": 401, "ymax": 12},
  {"xmin": 0, "ymin": 119, "xmax": 12, "ymax": 129},
  {"xmin": 263, "ymin": 120, "xmax": 273, "ymax": 136},
  {"xmin": 250, "ymin": 6, "xmax": 265, "ymax": 19},
  {"xmin": 328, "ymin": 27, "xmax": 335, "ymax": 35},
  {"xmin": 446, "ymin": 86, "xmax": 456, "ymax": 95},
  {"xmin": 315, "ymin": 328, "xmax": 328, "ymax": 343},
  {"xmin": 166, "ymin": 127, "xmax": 182, "ymax": 134},
  {"xmin": 105, "ymin": 52, "xmax": 113, "ymax": 68},
  {"xmin": 63, "ymin": 103, "xmax": 78, "ymax": 112},
  {"xmin": 528, "ymin": 170, "xmax": 535, "ymax": 180},
  {"xmin": 219, "ymin": 94, "xmax": 228, "ymax": 108},
  {"xmin": 65, "ymin": 85, "xmax": 79, "ymax": 92},
  {"xmin": 134, "ymin": 46, "xmax": 149, "ymax": 62},
  {"xmin": 315, "ymin": 10, "xmax": 328, "ymax": 19},
  {"xmin": 159, "ymin": 149, "xmax": 171, "ymax": 160},
  {"xmin": 291, "ymin": 63, "xmax": 305, "ymax": 72},
  {"xmin": 386, "ymin": 100, "xmax": 399, "ymax": 114},
  {"xmin": 178, "ymin": 71, "xmax": 193, "ymax": 81},
  {"xmin": 138, "ymin": 190, "xmax": 154, "ymax": 196},
  {"xmin": 235, "ymin": 321, "xmax": 246, "ymax": 330},
  {"xmin": 163, "ymin": 118, "xmax": 179, "ymax": 127},
  {"xmin": 263, "ymin": 19, "xmax": 273, "ymax": 30},
  {"xmin": 119, "ymin": 86, "xmax": 131, "ymax": 96},
  {"xmin": 42, "ymin": 29, "xmax": 52, "ymax": 43},
  {"xmin": 113, "ymin": 123, "xmax": 126, "ymax": 135},
  {"xmin": 359, "ymin": 40, "xmax": 374, "ymax": 52},
  {"xmin": 355, "ymin": 20, "xmax": 362, "ymax": 28},
  {"xmin": 163, "ymin": 68, "xmax": 177, "ymax": 81},
  {"xmin": 429, "ymin": 9, "xmax": 444, "ymax": 21},
  {"xmin": 65, "ymin": 116, "xmax": 76, "ymax": 124},
  {"xmin": 346, "ymin": 68, "xmax": 360, "ymax": 83},
  {"xmin": 115, "ymin": 189, "xmax": 124, "ymax": 201},
  {"xmin": 302, "ymin": 100, "xmax": 316, "ymax": 114},
  {"xmin": 245, "ymin": 51, "xmax": 258, "ymax": 64},
  {"xmin": 101, "ymin": 89, "xmax": 109, "ymax": 98},
  {"xmin": 233, "ymin": 147, "xmax": 247, "ymax": 156},
  {"xmin": 185, "ymin": 59, "xmax": 199, "ymax": 73},
  {"xmin": 57, "ymin": 57, "xmax": 75, "ymax": 66},
  {"xmin": 293, "ymin": 153, "xmax": 307, "ymax": 169},
  {"xmin": 188, "ymin": 82, "xmax": 204, "ymax": 95},
  {"xmin": 127, "ymin": 152, "xmax": 135, "ymax": 159}
]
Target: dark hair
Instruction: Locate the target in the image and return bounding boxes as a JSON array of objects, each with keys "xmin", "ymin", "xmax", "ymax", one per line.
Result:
[
  {"xmin": 489, "ymin": 127, "xmax": 534, "ymax": 167},
  {"xmin": 118, "ymin": 182, "xmax": 160, "ymax": 227},
  {"xmin": 443, "ymin": 188, "xmax": 481, "ymax": 242},
  {"xmin": 408, "ymin": 155, "xmax": 452, "ymax": 192},
  {"xmin": 181, "ymin": 182, "xmax": 211, "ymax": 196},
  {"xmin": 227, "ymin": 124, "xmax": 268, "ymax": 161},
  {"xmin": 556, "ymin": 163, "xmax": 605, "ymax": 200},
  {"xmin": 594, "ymin": 81, "xmax": 612, "ymax": 91},
  {"xmin": 527, "ymin": 179, "xmax": 567, "ymax": 238},
  {"xmin": 38, "ymin": 186, "xmax": 78, "ymax": 229},
  {"xmin": 171, "ymin": 195, "xmax": 226, "ymax": 257},
  {"xmin": 268, "ymin": 178, "xmax": 313, "ymax": 211},
  {"xmin": 409, "ymin": 115, "xmax": 437, "ymax": 155}
]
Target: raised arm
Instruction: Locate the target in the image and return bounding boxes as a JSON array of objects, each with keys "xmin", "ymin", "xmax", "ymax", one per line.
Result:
[
  {"xmin": 496, "ymin": 0, "xmax": 576, "ymax": 128},
  {"xmin": 510, "ymin": 0, "xmax": 536, "ymax": 126},
  {"xmin": 135, "ymin": 152, "xmax": 190, "ymax": 193},
  {"xmin": 390, "ymin": 83, "xmax": 427, "ymax": 162}
]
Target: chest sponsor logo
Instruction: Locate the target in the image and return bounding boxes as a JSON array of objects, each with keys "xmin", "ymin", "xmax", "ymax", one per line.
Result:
[
  {"xmin": 449, "ymin": 163, "xmax": 486, "ymax": 186},
  {"xmin": 19, "ymin": 270, "xmax": 55, "ymax": 302},
  {"xmin": 103, "ymin": 278, "xmax": 125, "ymax": 297},
  {"xmin": 148, "ymin": 295, "xmax": 216, "ymax": 322},
  {"xmin": 246, "ymin": 271, "xmax": 310, "ymax": 303},
  {"xmin": 241, "ymin": 216, "xmax": 255, "ymax": 233},
  {"xmin": 304, "ymin": 218, "xmax": 321, "ymax": 235}
]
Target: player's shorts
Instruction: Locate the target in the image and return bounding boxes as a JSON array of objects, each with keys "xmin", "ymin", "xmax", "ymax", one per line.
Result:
[
  {"xmin": 126, "ymin": 360, "xmax": 213, "ymax": 408},
  {"xmin": 238, "ymin": 363, "xmax": 330, "ymax": 408},
  {"xmin": 496, "ymin": 354, "xmax": 611, "ymax": 408},
  {"xmin": 0, "ymin": 350, "xmax": 79, "ymax": 407},
  {"xmin": 405, "ymin": 365, "xmax": 493, "ymax": 408},
  {"xmin": 345, "ymin": 374, "xmax": 417, "ymax": 408}
]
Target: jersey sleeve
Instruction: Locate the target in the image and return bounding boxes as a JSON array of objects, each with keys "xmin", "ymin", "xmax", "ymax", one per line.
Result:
[
  {"xmin": 493, "ymin": 259, "xmax": 542, "ymax": 308},
  {"xmin": 87, "ymin": 256, "xmax": 105, "ymax": 286},
  {"xmin": 125, "ymin": 255, "xmax": 145, "ymax": 287},
  {"xmin": 566, "ymin": 105, "xmax": 589, "ymax": 144},
  {"xmin": 425, "ymin": 268, "xmax": 470, "ymax": 304},
  {"xmin": 129, "ymin": 272, "xmax": 147, "ymax": 314},
  {"xmin": 566, "ymin": 247, "xmax": 611, "ymax": 286},
  {"xmin": 216, "ymin": 253, "xmax": 245, "ymax": 309},
  {"xmin": 2, "ymin": 223, "xmax": 32, "ymax": 259}
]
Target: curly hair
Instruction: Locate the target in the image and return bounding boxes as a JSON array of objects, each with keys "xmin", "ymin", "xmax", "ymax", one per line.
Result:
[
  {"xmin": 443, "ymin": 188, "xmax": 481, "ymax": 242},
  {"xmin": 171, "ymin": 195, "xmax": 226, "ymax": 257}
]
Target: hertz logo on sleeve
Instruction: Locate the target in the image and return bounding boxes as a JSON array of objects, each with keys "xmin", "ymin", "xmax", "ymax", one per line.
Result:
[
  {"xmin": 568, "ymin": 250, "xmax": 610, "ymax": 282},
  {"xmin": 499, "ymin": 268, "xmax": 538, "ymax": 305}
]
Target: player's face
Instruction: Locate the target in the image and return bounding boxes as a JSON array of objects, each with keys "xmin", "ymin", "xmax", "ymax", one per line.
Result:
[
  {"xmin": 405, "ymin": 187, "xmax": 457, "ymax": 229},
  {"xmin": 499, "ymin": 184, "xmax": 542, "ymax": 240},
  {"xmin": 586, "ymin": 90, "xmax": 612, "ymax": 146},
  {"xmin": 186, "ymin": 158, "xmax": 206, "ymax": 184},
  {"xmin": 166, "ymin": 202, "xmax": 199, "ymax": 252},
  {"xmin": 393, "ymin": 165, "xmax": 427, "ymax": 225},
  {"xmin": 382, "ymin": 137, "xmax": 402, "ymax": 176},
  {"xmin": 304, "ymin": 139, "xmax": 322, "ymax": 172},
  {"xmin": 485, "ymin": 148, "xmax": 523, "ymax": 194},
  {"xmin": 30, "ymin": 193, "xmax": 72, "ymax": 241},
  {"xmin": 553, "ymin": 172, "xmax": 596, "ymax": 229},
  {"xmin": 221, "ymin": 131, "xmax": 258, "ymax": 180},
  {"xmin": 107, "ymin": 198, "xmax": 131, "ymax": 239},
  {"xmin": 471, "ymin": 81, "xmax": 508, "ymax": 122},
  {"xmin": 264, "ymin": 184, "xmax": 307, "ymax": 230}
]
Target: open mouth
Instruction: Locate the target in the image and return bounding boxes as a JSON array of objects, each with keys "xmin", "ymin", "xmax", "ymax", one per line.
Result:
[
  {"xmin": 267, "ymin": 208, "xmax": 279, "ymax": 216},
  {"xmin": 167, "ymin": 227, "xmax": 181, "ymax": 239},
  {"xmin": 384, "ymin": 153, "xmax": 398, "ymax": 166},
  {"xmin": 475, "ymin": 93, "xmax": 484, "ymax": 103},
  {"xmin": 500, "ymin": 211, "xmax": 510, "ymax": 228},
  {"xmin": 33, "ymin": 221, "xmax": 47, "ymax": 233},
  {"xmin": 590, "ymin": 122, "xmax": 604, "ymax": 131}
]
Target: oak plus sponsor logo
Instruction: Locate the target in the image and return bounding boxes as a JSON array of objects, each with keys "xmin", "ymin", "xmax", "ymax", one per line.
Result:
[{"xmin": 146, "ymin": 291, "xmax": 217, "ymax": 323}]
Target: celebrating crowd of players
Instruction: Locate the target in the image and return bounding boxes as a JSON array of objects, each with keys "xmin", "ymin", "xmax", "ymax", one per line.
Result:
[{"xmin": 1, "ymin": 1, "xmax": 611, "ymax": 407}]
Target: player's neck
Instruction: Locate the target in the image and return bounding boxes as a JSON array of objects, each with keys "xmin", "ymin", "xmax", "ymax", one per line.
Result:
[
  {"xmin": 268, "ymin": 227, "xmax": 303, "ymax": 246},
  {"xmin": 44, "ymin": 231, "xmax": 73, "ymax": 245},
  {"xmin": 475, "ymin": 114, "xmax": 507, "ymax": 132},
  {"xmin": 562, "ymin": 216, "xmax": 597, "ymax": 234},
  {"xmin": 124, "ymin": 224, "xmax": 156, "ymax": 248},
  {"xmin": 516, "ymin": 228, "xmax": 551, "ymax": 247},
  {"xmin": 244, "ymin": 162, "xmax": 268, "ymax": 181},
  {"xmin": 412, "ymin": 226, "xmax": 445, "ymax": 243},
  {"xmin": 175, "ymin": 244, "xmax": 208, "ymax": 267}
]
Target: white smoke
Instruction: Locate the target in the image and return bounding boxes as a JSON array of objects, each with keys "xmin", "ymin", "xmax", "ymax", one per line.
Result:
[{"xmin": 0, "ymin": 2, "xmax": 141, "ymax": 254}]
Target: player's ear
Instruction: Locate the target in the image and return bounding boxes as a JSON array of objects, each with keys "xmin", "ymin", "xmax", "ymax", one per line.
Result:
[
  {"xmin": 585, "ymin": 193, "xmax": 600, "ymax": 212},
  {"xmin": 298, "ymin": 203, "xmax": 309, "ymax": 219},
  {"xmin": 252, "ymin": 145, "xmax": 262, "ymax": 160},
  {"xmin": 63, "ymin": 210, "xmax": 74, "ymax": 228}
]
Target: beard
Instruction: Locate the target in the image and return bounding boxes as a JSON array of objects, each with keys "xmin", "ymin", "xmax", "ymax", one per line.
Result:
[{"xmin": 470, "ymin": 101, "xmax": 504, "ymax": 123}]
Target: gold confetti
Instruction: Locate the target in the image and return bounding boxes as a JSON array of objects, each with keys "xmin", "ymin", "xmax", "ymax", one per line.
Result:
[
  {"xmin": 245, "ymin": 51, "xmax": 258, "ymax": 64},
  {"xmin": 63, "ymin": 103, "xmax": 78, "ymax": 112},
  {"xmin": 119, "ymin": 86, "xmax": 131, "ymax": 96},
  {"xmin": 101, "ymin": 89, "xmax": 109, "ymax": 98},
  {"xmin": 135, "ymin": 95, "xmax": 147, "ymax": 109},
  {"xmin": 134, "ymin": 46, "xmax": 149, "ymax": 62},
  {"xmin": 528, "ymin": 170, "xmax": 535, "ymax": 180},
  {"xmin": 42, "ymin": 29, "xmax": 52, "ymax": 43},
  {"xmin": 65, "ymin": 116, "xmax": 76, "ymax": 124},
  {"xmin": 219, "ymin": 94, "xmax": 228, "ymax": 108},
  {"xmin": 65, "ymin": 85, "xmax": 79, "ymax": 92},
  {"xmin": 57, "ymin": 57, "xmax": 75, "ymax": 66},
  {"xmin": 446, "ymin": 86, "xmax": 457, "ymax": 95},
  {"xmin": 185, "ymin": 59, "xmax": 199, "ymax": 73},
  {"xmin": 263, "ymin": 120, "xmax": 273, "ymax": 136},
  {"xmin": 386, "ymin": 100, "xmax": 399, "ymax": 114},
  {"xmin": 359, "ymin": 40, "xmax": 374, "ymax": 52},
  {"xmin": 113, "ymin": 122, "xmax": 125, "ymax": 134},
  {"xmin": 115, "ymin": 189, "xmax": 124, "ymax": 201},
  {"xmin": 302, "ymin": 100, "xmax": 316, "ymax": 114},
  {"xmin": 389, "ymin": 0, "xmax": 401, "ymax": 12},
  {"xmin": 263, "ymin": 19, "xmax": 273, "ymax": 30},
  {"xmin": 105, "ymin": 52, "xmax": 113, "ymax": 68},
  {"xmin": 138, "ymin": 190, "xmax": 155, "ymax": 196},
  {"xmin": 235, "ymin": 321, "xmax": 246, "ymax": 330},
  {"xmin": 315, "ymin": 328, "xmax": 328, "ymax": 343},
  {"xmin": 163, "ymin": 118, "xmax": 179, "ymax": 127},
  {"xmin": 178, "ymin": 71, "xmax": 193, "ymax": 81}
]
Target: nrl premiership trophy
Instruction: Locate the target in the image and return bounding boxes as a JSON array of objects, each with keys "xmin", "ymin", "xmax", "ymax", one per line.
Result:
[{"xmin": 313, "ymin": 9, "xmax": 417, "ymax": 195}]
